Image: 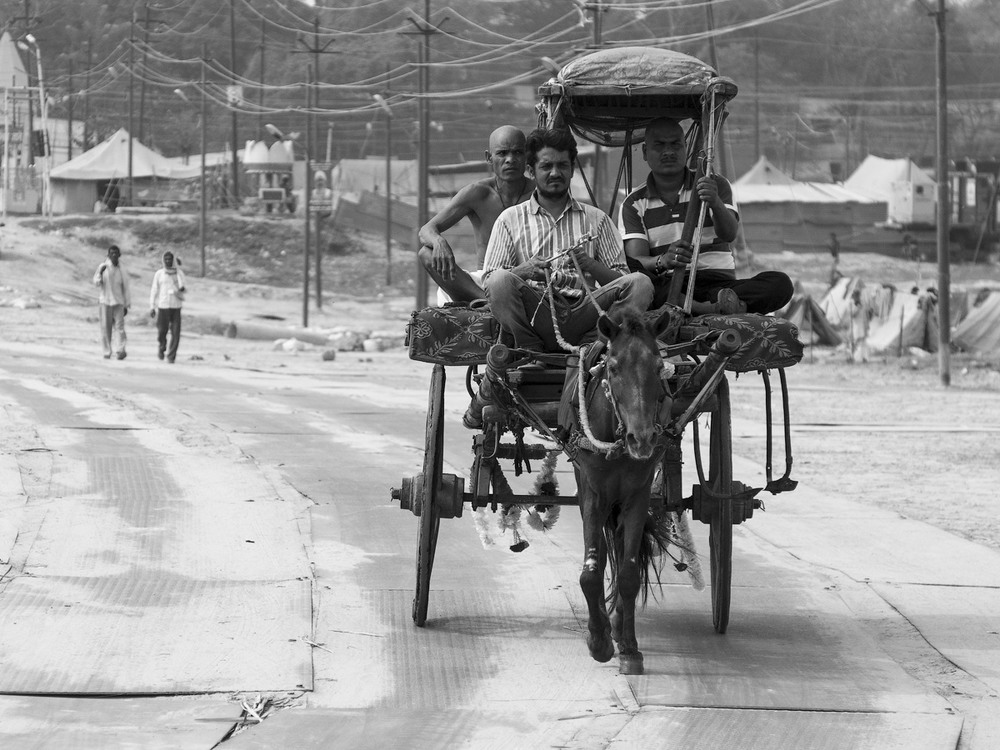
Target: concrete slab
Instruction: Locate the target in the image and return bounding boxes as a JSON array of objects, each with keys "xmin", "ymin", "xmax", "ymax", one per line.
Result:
[
  {"xmin": 735, "ymin": 458, "xmax": 1000, "ymax": 589},
  {"xmin": 626, "ymin": 583, "xmax": 951, "ymax": 714},
  {"xmin": 871, "ymin": 581, "xmax": 1000, "ymax": 694},
  {"xmin": 612, "ymin": 706, "xmax": 963, "ymax": 750},
  {"xmin": 0, "ymin": 695, "xmax": 242, "ymax": 749},
  {"xmin": 222, "ymin": 706, "xmax": 633, "ymax": 750},
  {"xmin": 0, "ymin": 576, "xmax": 312, "ymax": 694},
  {"xmin": 16, "ymin": 454, "xmax": 309, "ymax": 580}
]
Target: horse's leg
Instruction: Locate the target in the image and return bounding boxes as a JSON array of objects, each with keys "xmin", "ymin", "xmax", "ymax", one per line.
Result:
[
  {"xmin": 615, "ymin": 498, "xmax": 650, "ymax": 675},
  {"xmin": 578, "ymin": 486, "xmax": 614, "ymax": 664}
]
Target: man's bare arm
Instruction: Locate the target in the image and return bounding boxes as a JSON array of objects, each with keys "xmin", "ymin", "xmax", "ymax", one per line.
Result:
[{"xmin": 418, "ymin": 182, "xmax": 491, "ymax": 279}]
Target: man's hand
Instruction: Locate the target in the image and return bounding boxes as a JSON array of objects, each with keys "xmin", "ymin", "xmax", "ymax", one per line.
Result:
[
  {"xmin": 658, "ymin": 240, "xmax": 693, "ymax": 273},
  {"xmin": 428, "ymin": 239, "xmax": 457, "ymax": 280},
  {"xmin": 513, "ymin": 255, "xmax": 548, "ymax": 282},
  {"xmin": 123, "ymin": 307, "xmax": 129, "ymax": 316},
  {"xmin": 150, "ymin": 309, "xmax": 156, "ymax": 319},
  {"xmin": 695, "ymin": 176, "xmax": 722, "ymax": 208}
]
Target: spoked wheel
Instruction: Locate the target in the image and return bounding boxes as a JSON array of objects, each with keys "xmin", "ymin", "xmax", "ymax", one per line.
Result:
[
  {"xmin": 413, "ymin": 364, "xmax": 445, "ymax": 627},
  {"xmin": 708, "ymin": 377, "xmax": 733, "ymax": 634}
]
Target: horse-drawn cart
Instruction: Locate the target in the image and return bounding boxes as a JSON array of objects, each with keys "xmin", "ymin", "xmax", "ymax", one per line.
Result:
[{"xmin": 392, "ymin": 47, "xmax": 803, "ymax": 674}]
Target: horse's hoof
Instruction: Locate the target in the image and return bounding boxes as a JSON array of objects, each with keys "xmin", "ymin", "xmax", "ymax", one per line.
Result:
[
  {"xmin": 588, "ymin": 633, "xmax": 615, "ymax": 663},
  {"xmin": 618, "ymin": 652, "xmax": 644, "ymax": 675}
]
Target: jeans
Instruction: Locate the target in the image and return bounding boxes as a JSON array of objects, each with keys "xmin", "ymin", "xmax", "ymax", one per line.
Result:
[
  {"xmin": 156, "ymin": 308, "xmax": 182, "ymax": 362},
  {"xmin": 99, "ymin": 304, "xmax": 127, "ymax": 357},
  {"xmin": 484, "ymin": 270, "xmax": 654, "ymax": 352}
]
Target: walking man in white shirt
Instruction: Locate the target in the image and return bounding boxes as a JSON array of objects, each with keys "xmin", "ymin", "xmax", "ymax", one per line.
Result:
[
  {"xmin": 149, "ymin": 250, "xmax": 186, "ymax": 363},
  {"xmin": 92, "ymin": 244, "xmax": 131, "ymax": 360}
]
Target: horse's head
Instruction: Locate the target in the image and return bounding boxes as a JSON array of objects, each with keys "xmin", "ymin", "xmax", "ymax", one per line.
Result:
[{"xmin": 597, "ymin": 308, "xmax": 675, "ymax": 461}]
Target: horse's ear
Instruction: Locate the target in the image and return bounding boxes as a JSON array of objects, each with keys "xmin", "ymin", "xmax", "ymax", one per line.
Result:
[
  {"xmin": 651, "ymin": 307, "xmax": 677, "ymax": 337},
  {"xmin": 597, "ymin": 313, "xmax": 620, "ymax": 341}
]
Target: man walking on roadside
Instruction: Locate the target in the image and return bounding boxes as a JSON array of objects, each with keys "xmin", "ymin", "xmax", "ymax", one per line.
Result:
[
  {"xmin": 149, "ymin": 250, "xmax": 186, "ymax": 363},
  {"xmin": 417, "ymin": 125, "xmax": 535, "ymax": 304},
  {"xmin": 93, "ymin": 244, "xmax": 131, "ymax": 360}
]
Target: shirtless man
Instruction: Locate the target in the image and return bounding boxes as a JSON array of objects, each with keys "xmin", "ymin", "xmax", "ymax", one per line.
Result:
[{"xmin": 418, "ymin": 125, "xmax": 535, "ymax": 303}]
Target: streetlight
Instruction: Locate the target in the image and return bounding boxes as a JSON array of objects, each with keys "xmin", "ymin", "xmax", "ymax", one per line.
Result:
[{"xmin": 19, "ymin": 34, "xmax": 50, "ymax": 217}]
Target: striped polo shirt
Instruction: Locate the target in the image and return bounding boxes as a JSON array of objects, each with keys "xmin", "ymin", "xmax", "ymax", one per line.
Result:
[
  {"xmin": 483, "ymin": 191, "xmax": 628, "ymax": 297},
  {"xmin": 618, "ymin": 171, "xmax": 739, "ymax": 272}
]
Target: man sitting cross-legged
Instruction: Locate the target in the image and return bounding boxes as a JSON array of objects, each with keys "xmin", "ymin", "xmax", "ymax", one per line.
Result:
[{"xmin": 619, "ymin": 117, "xmax": 793, "ymax": 314}]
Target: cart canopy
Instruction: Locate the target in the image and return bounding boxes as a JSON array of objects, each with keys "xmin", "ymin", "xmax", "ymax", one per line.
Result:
[{"xmin": 538, "ymin": 46, "xmax": 737, "ymax": 147}]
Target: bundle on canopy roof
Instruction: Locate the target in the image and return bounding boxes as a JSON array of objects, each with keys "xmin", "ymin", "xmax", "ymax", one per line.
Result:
[{"xmin": 537, "ymin": 46, "xmax": 738, "ymax": 147}]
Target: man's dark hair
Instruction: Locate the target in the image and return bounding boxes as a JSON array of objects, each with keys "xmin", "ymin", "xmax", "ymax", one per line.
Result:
[
  {"xmin": 107, "ymin": 245, "xmax": 120, "ymax": 255},
  {"xmin": 525, "ymin": 128, "xmax": 578, "ymax": 167}
]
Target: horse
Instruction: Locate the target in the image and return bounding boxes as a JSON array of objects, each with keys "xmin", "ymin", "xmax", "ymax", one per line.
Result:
[{"xmin": 570, "ymin": 307, "xmax": 676, "ymax": 675}]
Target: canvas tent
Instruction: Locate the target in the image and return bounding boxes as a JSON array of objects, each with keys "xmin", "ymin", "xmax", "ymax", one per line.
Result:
[
  {"xmin": 844, "ymin": 155, "xmax": 936, "ymax": 225},
  {"xmin": 865, "ymin": 290, "xmax": 939, "ymax": 355},
  {"xmin": 50, "ymin": 129, "xmax": 203, "ymax": 214},
  {"xmin": 953, "ymin": 292, "xmax": 1000, "ymax": 355},
  {"xmin": 777, "ymin": 294, "xmax": 842, "ymax": 347},
  {"xmin": 733, "ymin": 157, "xmax": 885, "ymax": 252}
]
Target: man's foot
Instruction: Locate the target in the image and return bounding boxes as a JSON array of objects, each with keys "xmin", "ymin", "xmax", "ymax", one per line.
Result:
[
  {"xmin": 715, "ymin": 288, "xmax": 747, "ymax": 314},
  {"xmin": 158, "ymin": 351, "xmax": 165, "ymax": 360},
  {"xmin": 103, "ymin": 354, "xmax": 111, "ymax": 359},
  {"xmin": 116, "ymin": 351, "xmax": 127, "ymax": 360},
  {"xmin": 167, "ymin": 357, "xmax": 175, "ymax": 364}
]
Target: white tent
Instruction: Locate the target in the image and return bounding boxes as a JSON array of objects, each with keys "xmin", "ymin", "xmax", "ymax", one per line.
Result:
[
  {"xmin": 953, "ymin": 292, "xmax": 1000, "ymax": 355},
  {"xmin": 843, "ymin": 155, "xmax": 935, "ymax": 203},
  {"xmin": 51, "ymin": 128, "xmax": 202, "ymax": 181},
  {"xmin": 733, "ymin": 157, "xmax": 885, "ymax": 252},
  {"xmin": 734, "ymin": 156, "xmax": 878, "ymax": 204}
]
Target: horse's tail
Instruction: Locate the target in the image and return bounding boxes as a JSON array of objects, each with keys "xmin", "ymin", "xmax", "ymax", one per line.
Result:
[{"xmin": 604, "ymin": 508, "xmax": 677, "ymax": 608}]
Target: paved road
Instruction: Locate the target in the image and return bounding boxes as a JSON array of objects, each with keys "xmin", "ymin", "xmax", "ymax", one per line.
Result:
[{"xmin": 0, "ymin": 331, "xmax": 997, "ymax": 749}]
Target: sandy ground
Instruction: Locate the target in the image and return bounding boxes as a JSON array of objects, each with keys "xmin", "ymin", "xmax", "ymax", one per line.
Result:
[{"xmin": 2, "ymin": 215, "xmax": 999, "ymax": 555}]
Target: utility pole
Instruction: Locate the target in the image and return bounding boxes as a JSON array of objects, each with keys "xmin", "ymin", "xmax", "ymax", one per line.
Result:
[
  {"xmin": 374, "ymin": 79, "xmax": 393, "ymax": 285},
  {"xmin": 229, "ymin": 0, "xmax": 240, "ymax": 206},
  {"xmin": 67, "ymin": 59, "xmax": 73, "ymax": 161},
  {"xmin": 295, "ymin": 17, "xmax": 337, "ymax": 311},
  {"xmin": 258, "ymin": 15, "xmax": 265, "ymax": 137},
  {"xmin": 83, "ymin": 38, "xmax": 91, "ymax": 151},
  {"xmin": 405, "ymin": 1, "xmax": 441, "ymax": 309},
  {"xmin": 754, "ymin": 27, "xmax": 760, "ymax": 162},
  {"xmin": 14, "ymin": 0, "xmax": 38, "ymax": 166},
  {"xmin": 128, "ymin": 12, "xmax": 135, "ymax": 205},
  {"xmin": 200, "ymin": 44, "xmax": 208, "ymax": 278},
  {"xmin": 582, "ymin": 1, "xmax": 607, "ymax": 207},
  {"xmin": 932, "ymin": 0, "xmax": 951, "ymax": 386},
  {"xmin": 703, "ymin": 0, "xmax": 730, "ymax": 178},
  {"xmin": 302, "ymin": 73, "xmax": 311, "ymax": 328}
]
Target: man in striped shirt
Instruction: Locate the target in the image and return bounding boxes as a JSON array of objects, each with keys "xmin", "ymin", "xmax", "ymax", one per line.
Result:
[
  {"xmin": 619, "ymin": 118, "xmax": 792, "ymax": 314},
  {"xmin": 482, "ymin": 128, "xmax": 653, "ymax": 354}
]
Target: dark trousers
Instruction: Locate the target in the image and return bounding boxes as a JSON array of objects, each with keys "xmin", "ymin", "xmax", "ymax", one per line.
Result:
[
  {"xmin": 626, "ymin": 257, "xmax": 793, "ymax": 314},
  {"xmin": 156, "ymin": 308, "xmax": 182, "ymax": 361}
]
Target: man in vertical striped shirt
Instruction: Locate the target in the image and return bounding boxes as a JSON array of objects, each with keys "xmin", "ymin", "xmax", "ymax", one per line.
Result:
[
  {"xmin": 481, "ymin": 128, "xmax": 653, "ymax": 354},
  {"xmin": 619, "ymin": 118, "xmax": 792, "ymax": 314}
]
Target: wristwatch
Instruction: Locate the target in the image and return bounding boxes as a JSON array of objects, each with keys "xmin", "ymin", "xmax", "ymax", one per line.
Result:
[{"xmin": 655, "ymin": 254, "xmax": 665, "ymax": 273}]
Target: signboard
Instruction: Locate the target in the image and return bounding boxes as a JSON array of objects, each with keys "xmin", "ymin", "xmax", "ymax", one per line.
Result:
[{"xmin": 226, "ymin": 86, "xmax": 244, "ymax": 105}]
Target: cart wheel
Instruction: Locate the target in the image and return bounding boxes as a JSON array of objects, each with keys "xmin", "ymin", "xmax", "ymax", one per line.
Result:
[
  {"xmin": 708, "ymin": 377, "xmax": 733, "ymax": 634},
  {"xmin": 413, "ymin": 365, "xmax": 445, "ymax": 627}
]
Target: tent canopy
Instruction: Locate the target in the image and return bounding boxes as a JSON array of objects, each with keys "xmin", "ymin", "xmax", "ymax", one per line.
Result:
[
  {"xmin": 843, "ymin": 155, "xmax": 935, "ymax": 203},
  {"xmin": 51, "ymin": 129, "xmax": 202, "ymax": 181},
  {"xmin": 734, "ymin": 157, "xmax": 879, "ymax": 205}
]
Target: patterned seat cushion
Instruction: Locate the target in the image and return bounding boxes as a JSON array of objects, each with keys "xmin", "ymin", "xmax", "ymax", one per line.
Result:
[
  {"xmin": 679, "ymin": 313, "xmax": 803, "ymax": 372},
  {"xmin": 406, "ymin": 303, "xmax": 501, "ymax": 365}
]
